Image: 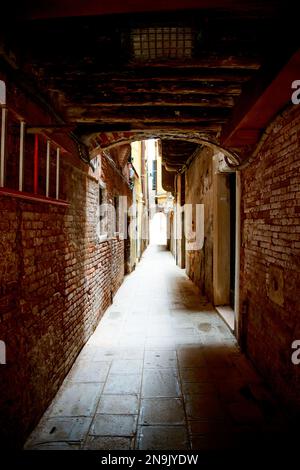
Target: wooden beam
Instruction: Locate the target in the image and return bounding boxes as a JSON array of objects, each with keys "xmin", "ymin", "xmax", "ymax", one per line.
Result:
[
  {"xmin": 41, "ymin": 67, "xmax": 256, "ymax": 82},
  {"xmin": 63, "ymin": 83, "xmax": 242, "ymax": 96},
  {"xmin": 63, "ymin": 94, "xmax": 235, "ymax": 108},
  {"xmin": 65, "ymin": 105, "xmax": 229, "ymax": 122},
  {"xmin": 19, "ymin": 0, "xmax": 282, "ymax": 21},
  {"xmin": 126, "ymin": 58, "xmax": 261, "ymax": 69},
  {"xmin": 221, "ymin": 48, "xmax": 300, "ymax": 147},
  {"xmin": 75, "ymin": 122, "xmax": 221, "ymax": 133}
]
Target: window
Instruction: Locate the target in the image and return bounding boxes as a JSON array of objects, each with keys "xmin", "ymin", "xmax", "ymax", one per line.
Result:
[
  {"xmin": 152, "ymin": 159, "xmax": 157, "ymax": 191},
  {"xmin": 0, "ymin": 80, "xmax": 6, "ymax": 105},
  {"xmin": 97, "ymin": 182, "xmax": 108, "ymax": 241},
  {"xmin": 0, "ymin": 122, "xmax": 62, "ymax": 200},
  {"xmin": 0, "ymin": 80, "xmax": 64, "ymax": 204},
  {"xmin": 113, "ymin": 195, "xmax": 120, "ymax": 235}
]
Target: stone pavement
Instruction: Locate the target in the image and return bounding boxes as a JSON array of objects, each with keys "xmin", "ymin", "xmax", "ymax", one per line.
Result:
[{"xmin": 25, "ymin": 245, "xmax": 291, "ymax": 451}]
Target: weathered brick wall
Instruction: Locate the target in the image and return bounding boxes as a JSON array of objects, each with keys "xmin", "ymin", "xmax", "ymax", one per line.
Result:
[
  {"xmin": 0, "ymin": 149, "xmax": 131, "ymax": 448},
  {"xmin": 185, "ymin": 147, "xmax": 214, "ymax": 301},
  {"xmin": 100, "ymin": 151, "xmax": 132, "ymax": 294},
  {"xmin": 240, "ymin": 104, "xmax": 300, "ymax": 410}
]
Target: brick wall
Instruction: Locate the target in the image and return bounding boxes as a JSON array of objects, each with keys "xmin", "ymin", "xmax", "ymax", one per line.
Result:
[
  {"xmin": 0, "ymin": 146, "xmax": 131, "ymax": 447},
  {"xmin": 240, "ymin": 104, "xmax": 300, "ymax": 410},
  {"xmin": 101, "ymin": 152, "xmax": 132, "ymax": 295}
]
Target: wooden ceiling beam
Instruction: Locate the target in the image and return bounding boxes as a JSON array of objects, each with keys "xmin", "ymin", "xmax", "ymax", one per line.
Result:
[
  {"xmin": 62, "ymin": 94, "xmax": 235, "ymax": 108},
  {"xmin": 38, "ymin": 65, "xmax": 257, "ymax": 81},
  {"xmin": 58, "ymin": 80, "xmax": 243, "ymax": 92},
  {"xmin": 75, "ymin": 122, "xmax": 221, "ymax": 133},
  {"xmin": 221, "ymin": 48, "xmax": 300, "ymax": 147},
  {"xmin": 65, "ymin": 105, "xmax": 229, "ymax": 122},
  {"xmin": 17, "ymin": 0, "xmax": 283, "ymax": 21}
]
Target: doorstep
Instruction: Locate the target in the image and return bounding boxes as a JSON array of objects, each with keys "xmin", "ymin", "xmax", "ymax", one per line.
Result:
[{"xmin": 215, "ymin": 305, "xmax": 235, "ymax": 332}]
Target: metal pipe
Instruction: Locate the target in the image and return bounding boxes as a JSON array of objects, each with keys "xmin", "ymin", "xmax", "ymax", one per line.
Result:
[
  {"xmin": 223, "ymin": 105, "xmax": 294, "ymax": 171},
  {"xmin": 19, "ymin": 120, "xmax": 25, "ymax": 191},
  {"xmin": 225, "ymin": 122, "xmax": 272, "ymax": 171},
  {"xmin": 56, "ymin": 147, "xmax": 60, "ymax": 200},
  {"xmin": 0, "ymin": 107, "xmax": 7, "ymax": 187},
  {"xmin": 102, "ymin": 150, "xmax": 131, "ymax": 187},
  {"xmin": 34, "ymin": 134, "xmax": 39, "ymax": 194},
  {"xmin": 46, "ymin": 139, "xmax": 50, "ymax": 197},
  {"xmin": 70, "ymin": 131, "xmax": 95, "ymax": 171}
]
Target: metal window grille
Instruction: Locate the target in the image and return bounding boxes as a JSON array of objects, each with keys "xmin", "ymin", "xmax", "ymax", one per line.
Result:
[{"xmin": 132, "ymin": 27, "xmax": 194, "ymax": 60}]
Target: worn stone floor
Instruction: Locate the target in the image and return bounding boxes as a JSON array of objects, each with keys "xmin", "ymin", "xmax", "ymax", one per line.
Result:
[{"xmin": 25, "ymin": 245, "xmax": 292, "ymax": 451}]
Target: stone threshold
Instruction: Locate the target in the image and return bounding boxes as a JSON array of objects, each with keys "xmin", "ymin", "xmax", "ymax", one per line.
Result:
[{"xmin": 215, "ymin": 305, "xmax": 235, "ymax": 332}]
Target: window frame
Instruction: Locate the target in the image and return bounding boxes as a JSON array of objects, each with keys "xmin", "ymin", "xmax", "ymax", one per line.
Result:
[
  {"xmin": 97, "ymin": 180, "xmax": 108, "ymax": 242},
  {"xmin": 0, "ymin": 82, "xmax": 67, "ymax": 206}
]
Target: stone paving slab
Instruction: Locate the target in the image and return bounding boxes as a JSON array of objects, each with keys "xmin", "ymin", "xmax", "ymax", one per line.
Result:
[{"xmin": 25, "ymin": 245, "xmax": 291, "ymax": 450}]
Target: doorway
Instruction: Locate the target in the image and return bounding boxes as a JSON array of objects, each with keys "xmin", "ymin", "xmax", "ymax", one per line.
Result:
[
  {"xmin": 213, "ymin": 161, "xmax": 237, "ymax": 332},
  {"xmin": 229, "ymin": 173, "xmax": 236, "ymax": 310}
]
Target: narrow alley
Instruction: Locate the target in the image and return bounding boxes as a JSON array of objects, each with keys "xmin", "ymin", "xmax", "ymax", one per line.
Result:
[
  {"xmin": 25, "ymin": 245, "xmax": 292, "ymax": 451},
  {"xmin": 0, "ymin": 1, "xmax": 300, "ymax": 458}
]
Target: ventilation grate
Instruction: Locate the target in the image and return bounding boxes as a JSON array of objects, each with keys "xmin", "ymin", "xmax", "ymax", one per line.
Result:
[{"xmin": 132, "ymin": 27, "xmax": 194, "ymax": 60}]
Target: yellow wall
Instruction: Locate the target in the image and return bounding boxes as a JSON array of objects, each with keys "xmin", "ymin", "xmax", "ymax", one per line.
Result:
[
  {"xmin": 155, "ymin": 141, "xmax": 168, "ymax": 206},
  {"xmin": 130, "ymin": 141, "xmax": 148, "ymax": 268},
  {"xmin": 131, "ymin": 141, "xmax": 142, "ymax": 179}
]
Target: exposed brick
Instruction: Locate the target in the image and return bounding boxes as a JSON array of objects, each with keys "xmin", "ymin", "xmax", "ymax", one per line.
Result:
[
  {"xmin": 0, "ymin": 141, "xmax": 132, "ymax": 448},
  {"xmin": 240, "ymin": 104, "xmax": 300, "ymax": 411}
]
